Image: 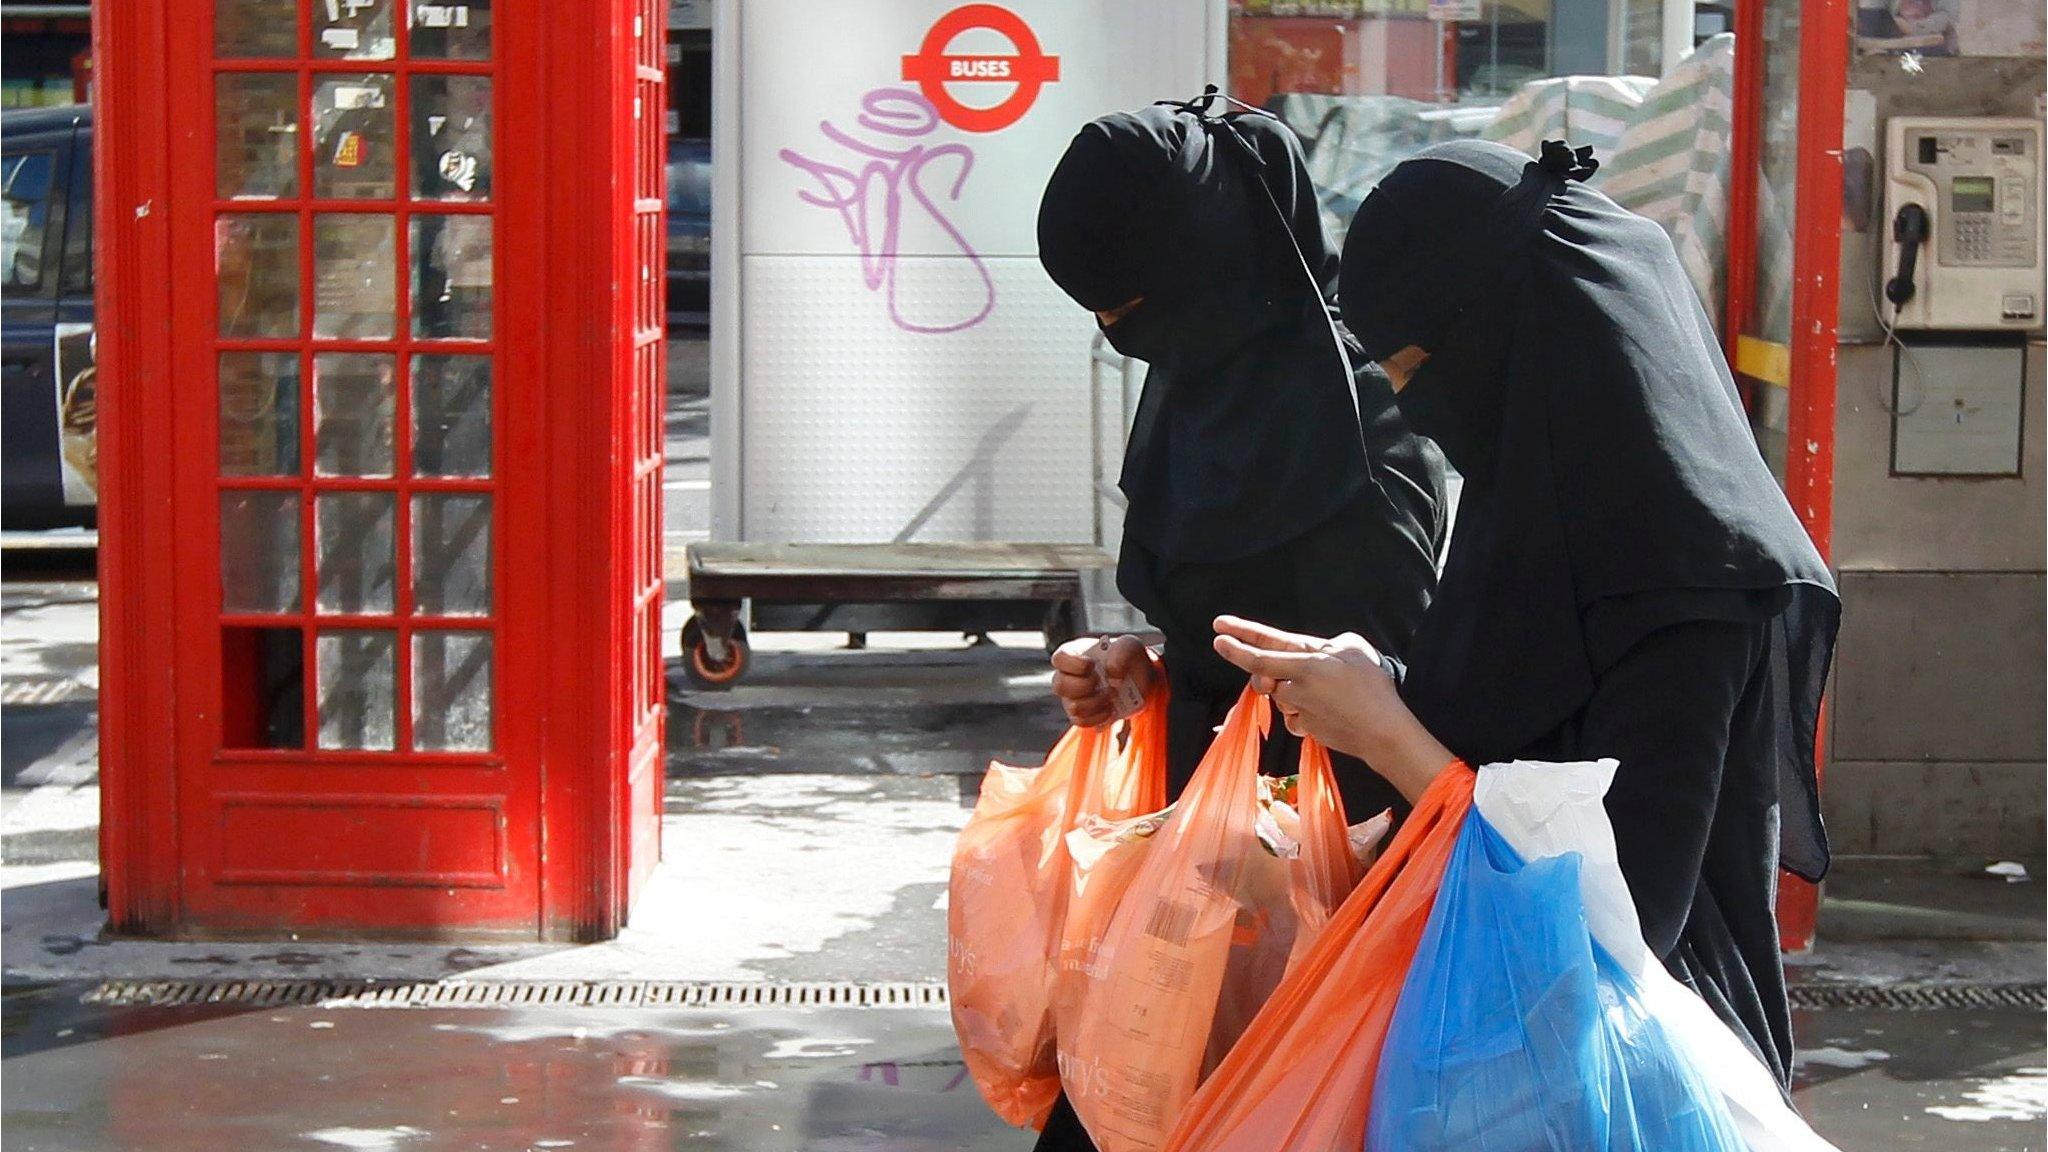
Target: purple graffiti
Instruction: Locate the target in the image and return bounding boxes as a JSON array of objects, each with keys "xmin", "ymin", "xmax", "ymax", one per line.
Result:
[
  {"xmin": 779, "ymin": 87, "xmax": 997, "ymax": 334},
  {"xmin": 857, "ymin": 1061, "xmax": 902, "ymax": 1086}
]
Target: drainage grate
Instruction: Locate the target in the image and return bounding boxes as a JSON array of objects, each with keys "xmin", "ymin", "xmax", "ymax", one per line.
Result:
[
  {"xmin": 1788, "ymin": 983, "xmax": 2045, "ymax": 1011},
  {"xmin": 80, "ymin": 979, "xmax": 952, "ymax": 1010},
  {"xmin": 78, "ymin": 978, "xmax": 2044, "ymax": 1013}
]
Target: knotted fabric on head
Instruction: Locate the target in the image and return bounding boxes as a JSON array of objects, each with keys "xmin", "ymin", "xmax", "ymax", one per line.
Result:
[
  {"xmin": 1337, "ymin": 139, "xmax": 1599, "ymax": 480},
  {"xmin": 1338, "ymin": 138, "xmax": 1596, "ymax": 368}
]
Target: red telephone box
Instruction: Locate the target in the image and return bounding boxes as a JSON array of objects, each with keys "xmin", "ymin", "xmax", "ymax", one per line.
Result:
[{"xmin": 95, "ymin": 0, "xmax": 667, "ymax": 940}]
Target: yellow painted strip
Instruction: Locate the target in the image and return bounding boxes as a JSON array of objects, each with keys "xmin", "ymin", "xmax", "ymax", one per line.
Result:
[{"xmin": 1735, "ymin": 335, "xmax": 1791, "ymax": 389}]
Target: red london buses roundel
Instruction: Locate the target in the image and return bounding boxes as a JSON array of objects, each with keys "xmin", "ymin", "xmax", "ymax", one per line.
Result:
[{"xmin": 899, "ymin": 4, "xmax": 1061, "ymax": 133}]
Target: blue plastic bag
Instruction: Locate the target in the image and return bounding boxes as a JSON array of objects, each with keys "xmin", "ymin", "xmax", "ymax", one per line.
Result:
[{"xmin": 1365, "ymin": 807, "xmax": 1747, "ymax": 1152}]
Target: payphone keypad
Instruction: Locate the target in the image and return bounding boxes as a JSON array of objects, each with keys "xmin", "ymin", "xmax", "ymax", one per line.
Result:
[
  {"xmin": 1958, "ymin": 216, "xmax": 1992, "ymax": 261},
  {"xmin": 1910, "ymin": 132, "xmax": 2039, "ymax": 271}
]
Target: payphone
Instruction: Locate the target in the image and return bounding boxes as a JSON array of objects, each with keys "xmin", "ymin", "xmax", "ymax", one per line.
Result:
[
  {"xmin": 1878, "ymin": 117, "xmax": 2043, "ymax": 477},
  {"xmin": 1881, "ymin": 116, "xmax": 2044, "ymax": 333}
]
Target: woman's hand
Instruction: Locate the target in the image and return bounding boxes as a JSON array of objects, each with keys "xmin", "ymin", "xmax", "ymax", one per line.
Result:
[
  {"xmin": 1211, "ymin": 615, "xmax": 1455, "ymax": 805},
  {"xmin": 1049, "ymin": 634, "xmax": 1157, "ymax": 729}
]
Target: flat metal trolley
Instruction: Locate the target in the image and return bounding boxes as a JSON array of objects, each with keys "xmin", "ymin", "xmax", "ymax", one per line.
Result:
[{"xmin": 676, "ymin": 541, "xmax": 1128, "ymax": 688}]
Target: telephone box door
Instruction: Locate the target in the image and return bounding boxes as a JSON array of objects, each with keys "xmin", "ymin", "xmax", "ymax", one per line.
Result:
[{"xmin": 168, "ymin": 0, "xmax": 540, "ymax": 933}]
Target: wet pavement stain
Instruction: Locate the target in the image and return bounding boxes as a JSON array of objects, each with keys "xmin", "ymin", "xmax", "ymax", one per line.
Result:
[
  {"xmin": 2, "ymin": 998, "xmax": 1035, "ymax": 1152},
  {"xmin": 1790, "ymin": 1007, "xmax": 2045, "ymax": 1151},
  {"xmin": 2, "ymin": 991, "xmax": 2042, "ymax": 1152}
]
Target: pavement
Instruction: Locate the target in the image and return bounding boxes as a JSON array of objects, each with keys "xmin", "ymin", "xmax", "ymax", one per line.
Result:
[
  {"xmin": 4, "ymin": 337, "xmax": 2045, "ymax": 1151},
  {"xmin": 0, "ymin": 982, "xmax": 2038, "ymax": 1151}
]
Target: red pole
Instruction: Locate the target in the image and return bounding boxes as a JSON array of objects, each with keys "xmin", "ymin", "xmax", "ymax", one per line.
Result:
[
  {"xmin": 1441, "ymin": 21, "xmax": 1458, "ymax": 102},
  {"xmin": 1775, "ymin": 0, "xmax": 1849, "ymax": 955}
]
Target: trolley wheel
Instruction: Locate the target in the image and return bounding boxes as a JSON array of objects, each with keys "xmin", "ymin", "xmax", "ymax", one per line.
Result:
[
  {"xmin": 681, "ymin": 617, "xmax": 750, "ymax": 690},
  {"xmin": 1043, "ymin": 600, "xmax": 1081, "ymax": 656}
]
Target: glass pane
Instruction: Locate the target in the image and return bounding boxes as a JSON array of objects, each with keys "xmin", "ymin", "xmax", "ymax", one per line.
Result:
[
  {"xmin": 217, "ymin": 213, "xmax": 300, "ymax": 337},
  {"xmin": 411, "ymin": 75, "xmax": 492, "ymax": 202},
  {"xmin": 316, "ymin": 491, "xmax": 396, "ymax": 613},
  {"xmin": 219, "ymin": 351, "xmax": 301, "ymax": 476},
  {"xmin": 59, "ymin": 158, "xmax": 92, "ymax": 294},
  {"xmin": 317, "ymin": 630, "xmax": 396, "ymax": 750},
  {"xmin": 216, "ymin": 0, "xmax": 299, "ymax": 58},
  {"xmin": 215, "ymin": 74, "xmax": 300, "ymax": 200},
  {"xmin": 314, "ymin": 353, "xmax": 396, "ymax": 476},
  {"xmin": 314, "ymin": 213, "xmax": 396, "ymax": 339},
  {"xmin": 411, "ymin": 215, "xmax": 492, "ymax": 338},
  {"xmin": 413, "ymin": 630, "xmax": 492, "ymax": 751},
  {"xmin": 413, "ymin": 354, "xmax": 491, "ymax": 476},
  {"xmin": 315, "ymin": 0, "xmax": 396, "ymax": 60},
  {"xmin": 1747, "ymin": 0, "xmax": 1803, "ymax": 479},
  {"xmin": 221, "ymin": 626, "xmax": 305, "ymax": 750},
  {"xmin": 409, "ymin": 0, "xmax": 491, "ymax": 60},
  {"xmin": 3, "ymin": 151, "xmax": 55, "ymax": 292},
  {"xmin": 313, "ymin": 75, "xmax": 396, "ymax": 200},
  {"xmin": 220, "ymin": 491, "xmax": 301, "ymax": 613},
  {"xmin": 411, "ymin": 493, "xmax": 490, "ymax": 615},
  {"xmin": 1225, "ymin": 4, "xmax": 1688, "ymax": 248}
]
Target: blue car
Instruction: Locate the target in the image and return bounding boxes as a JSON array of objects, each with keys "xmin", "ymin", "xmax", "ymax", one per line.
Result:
[
  {"xmin": 2, "ymin": 105, "xmax": 96, "ymax": 532},
  {"xmin": 667, "ymin": 137, "xmax": 711, "ymax": 327}
]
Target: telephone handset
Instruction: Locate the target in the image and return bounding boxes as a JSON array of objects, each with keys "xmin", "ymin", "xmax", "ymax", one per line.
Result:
[
  {"xmin": 1883, "ymin": 202, "xmax": 1929, "ymax": 308},
  {"xmin": 1880, "ymin": 117, "xmax": 2044, "ymax": 333}
]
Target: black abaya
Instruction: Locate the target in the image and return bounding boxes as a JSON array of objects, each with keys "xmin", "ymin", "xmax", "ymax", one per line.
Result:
[
  {"xmin": 1528, "ymin": 605, "xmax": 1799, "ymax": 1084},
  {"xmin": 1339, "ymin": 139, "xmax": 1840, "ymax": 1088}
]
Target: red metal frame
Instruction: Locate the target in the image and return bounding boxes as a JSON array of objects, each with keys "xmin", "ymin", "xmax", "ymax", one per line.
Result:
[
  {"xmin": 1776, "ymin": 0, "xmax": 1850, "ymax": 954},
  {"xmin": 96, "ymin": 0, "xmax": 182, "ymax": 931},
  {"xmin": 526, "ymin": 0, "xmax": 668, "ymax": 941},
  {"xmin": 1719, "ymin": 0, "xmax": 1846, "ymax": 953},
  {"xmin": 99, "ymin": 0, "xmax": 662, "ymax": 940}
]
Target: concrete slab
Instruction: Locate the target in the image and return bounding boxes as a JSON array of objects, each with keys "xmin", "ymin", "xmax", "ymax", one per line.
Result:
[
  {"xmin": 1819, "ymin": 854, "xmax": 2048, "ymax": 943},
  {"xmin": 1824, "ymin": 760, "xmax": 2048, "ymax": 860},
  {"xmin": 2, "ymin": 771, "xmax": 974, "ymax": 984}
]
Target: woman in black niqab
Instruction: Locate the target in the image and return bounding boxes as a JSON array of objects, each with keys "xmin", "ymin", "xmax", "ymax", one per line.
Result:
[
  {"xmin": 1035, "ymin": 104, "xmax": 1448, "ymax": 814},
  {"xmin": 1030, "ymin": 102, "xmax": 1448, "ymax": 1152},
  {"xmin": 1218, "ymin": 138, "xmax": 1840, "ymax": 1090}
]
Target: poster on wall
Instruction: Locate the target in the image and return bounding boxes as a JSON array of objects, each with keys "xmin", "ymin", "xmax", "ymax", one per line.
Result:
[
  {"xmin": 53, "ymin": 322, "xmax": 96, "ymax": 506},
  {"xmin": 1854, "ymin": 0, "xmax": 2045, "ymax": 57},
  {"xmin": 1954, "ymin": 0, "xmax": 2046, "ymax": 57}
]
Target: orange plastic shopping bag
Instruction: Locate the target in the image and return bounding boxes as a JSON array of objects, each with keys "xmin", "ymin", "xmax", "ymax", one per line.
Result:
[
  {"xmin": 1054, "ymin": 688, "xmax": 1303, "ymax": 1152},
  {"xmin": 1278, "ymin": 738, "xmax": 1376, "ymax": 972},
  {"xmin": 1160, "ymin": 760, "xmax": 1475, "ymax": 1152},
  {"xmin": 949, "ymin": 682, "xmax": 1169, "ymax": 1128},
  {"xmin": 1059, "ymin": 690, "xmax": 1173, "ymax": 986}
]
